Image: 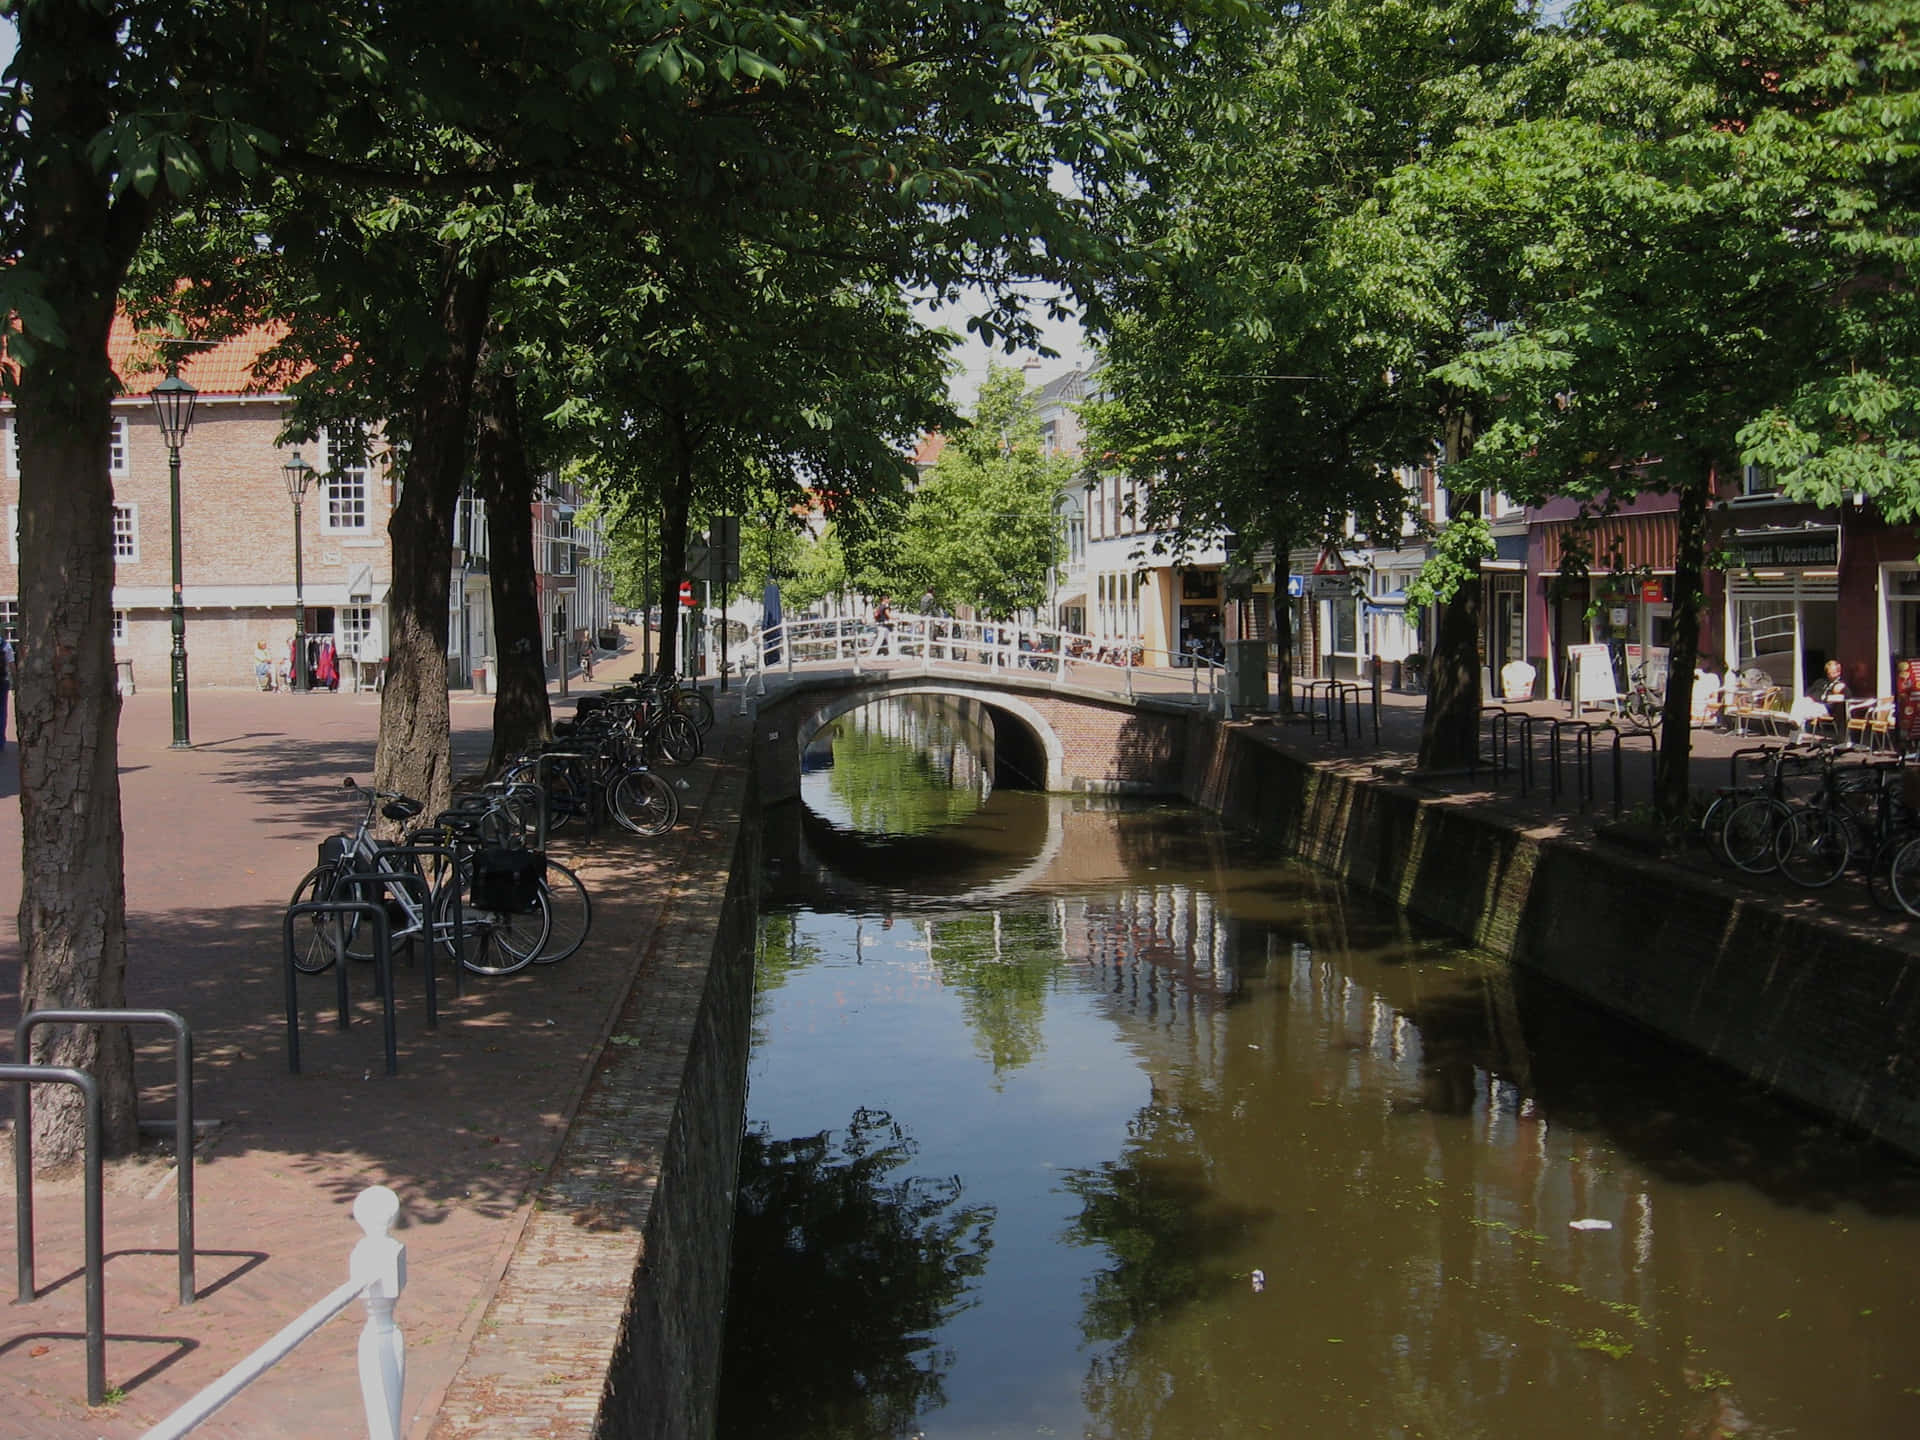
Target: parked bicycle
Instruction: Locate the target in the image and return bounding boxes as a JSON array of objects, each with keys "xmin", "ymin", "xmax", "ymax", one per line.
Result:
[{"xmin": 289, "ymin": 778, "xmax": 552, "ymax": 977}]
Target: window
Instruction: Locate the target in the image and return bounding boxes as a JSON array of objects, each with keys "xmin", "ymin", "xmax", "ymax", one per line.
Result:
[
  {"xmin": 3, "ymin": 416, "xmax": 17, "ymax": 478},
  {"xmin": 109, "ymin": 417, "xmax": 129, "ymax": 475},
  {"xmin": 0, "ymin": 600, "xmax": 16, "ymax": 640},
  {"xmin": 547, "ymin": 508, "xmax": 575, "ymax": 575},
  {"xmin": 338, "ymin": 605, "xmax": 373, "ymax": 656},
  {"xmin": 1740, "ymin": 463, "xmax": 1778, "ymax": 497},
  {"xmin": 112, "ymin": 610, "xmax": 127, "ymax": 644},
  {"xmin": 112, "ymin": 504, "xmax": 138, "ymax": 562},
  {"xmin": 323, "ymin": 427, "xmax": 370, "ymax": 531}
]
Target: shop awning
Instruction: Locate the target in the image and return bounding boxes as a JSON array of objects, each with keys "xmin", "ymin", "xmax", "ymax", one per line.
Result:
[{"xmin": 1536, "ymin": 510, "xmax": 1680, "ymax": 572}]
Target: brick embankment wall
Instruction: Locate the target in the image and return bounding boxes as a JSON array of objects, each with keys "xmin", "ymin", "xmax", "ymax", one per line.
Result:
[
  {"xmin": 431, "ymin": 731, "xmax": 760, "ymax": 1440},
  {"xmin": 1186, "ymin": 720, "xmax": 1920, "ymax": 1158}
]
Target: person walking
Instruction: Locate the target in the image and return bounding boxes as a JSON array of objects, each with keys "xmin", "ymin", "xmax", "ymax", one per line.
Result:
[
  {"xmin": 579, "ymin": 635, "xmax": 596, "ymax": 682},
  {"xmin": 870, "ymin": 595, "xmax": 895, "ymax": 658}
]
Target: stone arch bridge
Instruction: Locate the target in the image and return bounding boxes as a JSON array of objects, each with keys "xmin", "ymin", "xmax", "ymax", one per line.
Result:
[{"xmin": 752, "ymin": 665, "xmax": 1211, "ymax": 805}]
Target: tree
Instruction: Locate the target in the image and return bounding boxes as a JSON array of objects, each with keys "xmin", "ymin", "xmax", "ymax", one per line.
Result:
[
  {"xmin": 1376, "ymin": 0, "xmax": 1901, "ymax": 809},
  {"xmin": 1084, "ymin": 0, "xmax": 1533, "ymax": 721},
  {"xmin": 2, "ymin": 0, "xmax": 383, "ymax": 1162},
  {"xmin": 884, "ymin": 366, "xmax": 1070, "ymax": 618}
]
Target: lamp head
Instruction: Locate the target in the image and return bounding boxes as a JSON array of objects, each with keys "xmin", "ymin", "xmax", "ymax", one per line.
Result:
[
  {"xmin": 282, "ymin": 450, "xmax": 316, "ymax": 504},
  {"xmin": 148, "ymin": 359, "xmax": 198, "ymax": 448}
]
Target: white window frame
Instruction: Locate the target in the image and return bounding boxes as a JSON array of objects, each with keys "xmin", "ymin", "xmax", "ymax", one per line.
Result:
[
  {"xmin": 112, "ymin": 503, "xmax": 139, "ymax": 563},
  {"xmin": 339, "ymin": 604, "xmax": 374, "ymax": 656},
  {"xmin": 321, "ymin": 427, "xmax": 372, "ymax": 533},
  {"xmin": 109, "ymin": 416, "xmax": 130, "ymax": 476},
  {"xmin": 112, "ymin": 609, "xmax": 128, "ymax": 644}
]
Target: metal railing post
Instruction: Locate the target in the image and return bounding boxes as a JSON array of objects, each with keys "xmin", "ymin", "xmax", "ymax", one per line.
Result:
[
  {"xmin": 352, "ymin": 1186, "xmax": 408, "ymax": 1440},
  {"xmin": 7, "ymin": 1063, "xmax": 104, "ymax": 1403},
  {"xmin": 17, "ymin": 1010, "xmax": 195, "ymax": 1307}
]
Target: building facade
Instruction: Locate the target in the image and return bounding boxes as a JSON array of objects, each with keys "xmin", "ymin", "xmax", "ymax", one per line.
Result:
[{"xmin": 0, "ymin": 319, "xmax": 613, "ymax": 692}]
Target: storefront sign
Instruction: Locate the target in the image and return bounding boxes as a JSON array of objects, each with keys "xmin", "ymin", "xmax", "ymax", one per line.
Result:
[
  {"xmin": 1640, "ymin": 579, "xmax": 1665, "ymax": 603},
  {"xmin": 1728, "ymin": 525, "xmax": 1840, "ymax": 569},
  {"xmin": 1897, "ymin": 658, "xmax": 1920, "ymax": 743}
]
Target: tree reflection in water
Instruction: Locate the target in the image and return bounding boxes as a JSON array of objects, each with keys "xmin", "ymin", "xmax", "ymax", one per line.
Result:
[
  {"xmin": 925, "ymin": 909, "xmax": 1065, "ymax": 1080},
  {"xmin": 719, "ymin": 1108, "xmax": 996, "ymax": 1440}
]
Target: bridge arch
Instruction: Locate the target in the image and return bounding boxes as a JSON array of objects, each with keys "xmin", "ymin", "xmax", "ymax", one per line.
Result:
[{"xmin": 794, "ymin": 682, "xmax": 1066, "ymax": 792}]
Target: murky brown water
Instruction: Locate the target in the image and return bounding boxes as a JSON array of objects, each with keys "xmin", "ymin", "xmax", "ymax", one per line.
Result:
[{"xmin": 721, "ymin": 700, "xmax": 1920, "ymax": 1439}]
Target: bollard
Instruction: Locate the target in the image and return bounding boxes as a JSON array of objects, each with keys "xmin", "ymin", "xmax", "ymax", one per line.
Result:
[{"xmin": 352, "ymin": 1186, "xmax": 408, "ymax": 1440}]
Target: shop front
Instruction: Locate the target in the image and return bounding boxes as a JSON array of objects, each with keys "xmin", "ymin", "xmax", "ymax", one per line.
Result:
[
  {"xmin": 1720, "ymin": 523, "xmax": 1840, "ymax": 693},
  {"xmin": 1530, "ymin": 500, "xmax": 1680, "ymax": 699}
]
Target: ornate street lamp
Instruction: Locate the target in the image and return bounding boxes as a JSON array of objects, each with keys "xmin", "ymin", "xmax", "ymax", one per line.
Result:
[
  {"xmin": 149, "ymin": 358, "xmax": 198, "ymax": 748},
  {"xmin": 282, "ymin": 452, "xmax": 316, "ymax": 692}
]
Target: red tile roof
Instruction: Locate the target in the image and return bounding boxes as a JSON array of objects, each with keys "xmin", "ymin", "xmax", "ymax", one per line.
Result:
[
  {"xmin": 110, "ymin": 316, "xmax": 288, "ymax": 396},
  {"xmin": 912, "ymin": 431, "xmax": 947, "ymax": 466}
]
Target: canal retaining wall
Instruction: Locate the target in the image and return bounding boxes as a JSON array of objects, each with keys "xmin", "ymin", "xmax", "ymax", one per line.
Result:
[{"xmin": 1185, "ymin": 720, "xmax": 1920, "ymax": 1158}]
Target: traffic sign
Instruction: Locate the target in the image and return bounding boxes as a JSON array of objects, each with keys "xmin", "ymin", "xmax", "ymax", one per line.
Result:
[
  {"xmin": 1311, "ymin": 546, "xmax": 1348, "ymax": 576},
  {"xmin": 679, "ymin": 579, "xmax": 695, "ymax": 608}
]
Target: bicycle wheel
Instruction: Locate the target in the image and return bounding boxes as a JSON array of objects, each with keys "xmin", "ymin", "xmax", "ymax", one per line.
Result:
[
  {"xmin": 675, "ymin": 687, "xmax": 715, "ymax": 733},
  {"xmin": 1722, "ymin": 797, "xmax": 1790, "ymax": 874},
  {"xmin": 611, "ymin": 767, "xmax": 679, "ymax": 836},
  {"xmin": 1698, "ymin": 792, "xmax": 1740, "ymax": 864},
  {"xmin": 649, "ymin": 712, "xmax": 702, "ymax": 765},
  {"xmin": 1890, "ymin": 836, "xmax": 1920, "ymax": 918},
  {"xmin": 289, "ymin": 863, "xmax": 351, "ymax": 974},
  {"xmin": 435, "ymin": 869, "xmax": 549, "ymax": 977},
  {"xmin": 532, "ymin": 860, "xmax": 592, "ymax": 964},
  {"xmin": 1867, "ymin": 835, "xmax": 1910, "ymax": 914},
  {"xmin": 1776, "ymin": 807, "xmax": 1850, "ymax": 888}
]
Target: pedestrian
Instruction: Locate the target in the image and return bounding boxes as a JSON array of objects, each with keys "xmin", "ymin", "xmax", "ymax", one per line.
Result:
[
  {"xmin": 254, "ymin": 638, "xmax": 275, "ymax": 691},
  {"xmin": 579, "ymin": 635, "xmax": 596, "ymax": 682},
  {"xmin": 870, "ymin": 595, "xmax": 894, "ymax": 657}
]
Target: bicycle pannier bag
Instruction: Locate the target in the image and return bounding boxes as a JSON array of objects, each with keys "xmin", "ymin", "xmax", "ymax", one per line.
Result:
[
  {"xmin": 471, "ymin": 848, "xmax": 545, "ymax": 913},
  {"xmin": 318, "ymin": 834, "xmax": 350, "ymax": 869}
]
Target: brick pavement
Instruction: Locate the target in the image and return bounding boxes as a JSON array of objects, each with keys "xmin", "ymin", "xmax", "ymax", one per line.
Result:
[{"xmin": 0, "ymin": 633, "xmax": 741, "ymax": 1439}]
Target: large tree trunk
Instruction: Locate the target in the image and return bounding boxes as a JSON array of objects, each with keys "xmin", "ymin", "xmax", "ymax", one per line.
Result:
[
  {"xmin": 13, "ymin": 3, "xmax": 159, "ymax": 1164},
  {"xmin": 477, "ymin": 362, "xmax": 551, "ymax": 773},
  {"xmin": 654, "ymin": 409, "xmax": 695, "ymax": 678},
  {"xmin": 1271, "ymin": 522, "xmax": 1295, "ymax": 715},
  {"xmin": 1654, "ymin": 461, "xmax": 1714, "ymax": 816},
  {"xmin": 1418, "ymin": 414, "xmax": 1482, "ymax": 771},
  {"xmin": 374, "ymin": 256, "xmax": 492, "ymax": 819}
]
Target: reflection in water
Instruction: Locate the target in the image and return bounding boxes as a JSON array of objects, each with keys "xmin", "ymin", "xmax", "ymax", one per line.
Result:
[
  {"xmin": 725, "ymin": 713, "xmax": 1920, "ymax": 1440},
  {"xmin": 806, "ymin": 698, "xmax": 994, "ymax": 836},
  {"xmin": 717, "ymin": 1109, "xmax": 995, "ymax": 1440}
]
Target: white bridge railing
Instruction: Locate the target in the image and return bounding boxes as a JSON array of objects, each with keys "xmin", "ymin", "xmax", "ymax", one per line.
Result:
[
  {"xmin": 740, "ymin": 611, "xmax": 1226, "ymax": 714},
  {"xmin": 145, "ymin": 1185, "xmax": 407, "ymax": 1440}
]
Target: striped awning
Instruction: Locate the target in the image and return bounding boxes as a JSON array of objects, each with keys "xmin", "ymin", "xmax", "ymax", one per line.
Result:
[{"xmin": 1536, "ymin": 510, "xmax": 1680, "ymax": 573}]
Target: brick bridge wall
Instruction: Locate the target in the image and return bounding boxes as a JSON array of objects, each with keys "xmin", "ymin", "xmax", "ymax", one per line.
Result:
[{"xmin": 1183, "ymin": 719, "xmax": 1920, "ymax": 1157}]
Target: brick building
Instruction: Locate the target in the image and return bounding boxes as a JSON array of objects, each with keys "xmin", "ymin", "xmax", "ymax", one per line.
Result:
[{"xmin": 1, "ymin": 319, "xmax": 613, "ymax": 691}]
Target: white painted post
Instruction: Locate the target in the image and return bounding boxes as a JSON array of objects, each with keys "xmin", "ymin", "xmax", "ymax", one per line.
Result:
[{"xmin": 351, "ymin": 1186, "xmax": 406, "ymax": 1440}]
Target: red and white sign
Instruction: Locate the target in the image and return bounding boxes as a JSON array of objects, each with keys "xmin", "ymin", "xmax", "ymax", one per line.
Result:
[
  {"xmin": 1312, "ymin": 546, "xmax": 1348, "ymax": 576},
  {"xmin": 679, "ymin": 580, "xmax": 695, "ymax": 608}
]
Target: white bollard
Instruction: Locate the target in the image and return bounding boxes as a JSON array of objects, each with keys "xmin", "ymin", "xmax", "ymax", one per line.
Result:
[{"xmin": 351, "ymin": 1186, "xmax": 406, "ymax": 1440}]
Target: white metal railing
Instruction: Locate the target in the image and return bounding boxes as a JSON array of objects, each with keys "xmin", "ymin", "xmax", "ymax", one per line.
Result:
[
  {"xmin": 743, "ymin": 610, "xmax": 1226, "ymax": 713},
  {"xmin": 144, "ymin": 1185, "xmax": 407, "ymax": 1440}
]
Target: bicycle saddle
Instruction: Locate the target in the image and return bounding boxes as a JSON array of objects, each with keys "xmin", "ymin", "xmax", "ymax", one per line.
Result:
[{"xmin": 381, "ymin": 797, "xmax": 425, "ymax": 822}]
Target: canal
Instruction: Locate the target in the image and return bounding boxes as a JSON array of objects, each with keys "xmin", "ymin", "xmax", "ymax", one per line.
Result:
[{"xmin": 719, "ymin": 697, "xmax": 1920, "ymax": 1439}]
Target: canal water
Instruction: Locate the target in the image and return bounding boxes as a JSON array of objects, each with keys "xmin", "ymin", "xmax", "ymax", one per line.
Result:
[{"xmin": 719, "ymin": 697, "xmax": 1920, "ymax": 1439}]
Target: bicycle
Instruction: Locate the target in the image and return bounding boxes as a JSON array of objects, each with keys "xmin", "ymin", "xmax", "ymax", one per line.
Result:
[
  {"xmin": 416, "ymin": 788, "xmax": 594, "ymax": 965},
  {"xmin": 1615, "ymin": 663, "xmax": 1663, "ymax": 734},
  {"xmin": 289, "ymin": 778, "xmax": 552, "ymax": 977}
]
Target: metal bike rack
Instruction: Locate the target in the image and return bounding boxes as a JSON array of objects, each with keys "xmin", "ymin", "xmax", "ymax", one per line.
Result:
[
  {"xmin": 1470, "ymin": 707, "xmax": 1512, "ymax": 783},
  {"xmin": 4, "ymin": 1063, "xmax": 104, "ymax": 1403},
  {"xmin": 284, "ymin": 900, "xmax": 394, "ymax": 1076},
  {"xmin": 15, "ymin": 1009, "xmax": 196, "ymax": 1309},
  {"xmin": 1517, "ymin": 712, "xmax": 1547, "ymax": 795},
  {"xmin": 375, "ymin": 842, "xmax": 463, "ymax": 1004},
  {"xmin": 1548, "ymin": 719, "xmax": 1597, "ymax": 811}
]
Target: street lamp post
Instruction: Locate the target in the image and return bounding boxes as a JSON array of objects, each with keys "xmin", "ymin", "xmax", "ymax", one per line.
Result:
[
  {"xmin": 282, "ymin": 452, "xmax": 316, "ymax": 692},
  {"xmin": 150, "ymin": 360, "xmax": 198, "ymax": 748}
]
